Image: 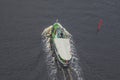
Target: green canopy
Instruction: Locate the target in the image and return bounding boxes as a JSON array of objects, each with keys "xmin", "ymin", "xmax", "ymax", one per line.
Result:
[{"xmin": 52, "ymin": 23, "xmax": 60, "ymax": 38}]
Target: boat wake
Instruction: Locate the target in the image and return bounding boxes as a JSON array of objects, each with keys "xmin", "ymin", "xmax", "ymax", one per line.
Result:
[
  {"xmin": 70, "ymin": 39, "xmax": 83, "ymax": 80},
  {"xmin": 42, "ymin": 35, "xmax": 83, "ymax": 80},
  {"xmin": 42, "ymin": 37, "xmax": 57, "ymax": 80}
]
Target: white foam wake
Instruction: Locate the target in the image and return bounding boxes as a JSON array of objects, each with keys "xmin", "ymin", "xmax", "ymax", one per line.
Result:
[
  {"xmin": 42, "ymin": 37, "xmax": 57, "ymax": 80},
  {"xmin": 70, "ymin": 39, "xmax": 84, "ymax": 80},
  {"xmin": 42, "ymin": 36, "xmax": 83, "ymax": 80}
]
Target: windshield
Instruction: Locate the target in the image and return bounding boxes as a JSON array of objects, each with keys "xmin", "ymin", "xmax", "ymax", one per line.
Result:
[{"xmin": 55, "ymin": 28, "xmax": 64, "ymax": 38}]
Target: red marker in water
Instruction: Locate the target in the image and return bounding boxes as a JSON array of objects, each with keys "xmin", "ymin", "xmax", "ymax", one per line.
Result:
[{"xmin": 97, "ymin": 19, "xmax": 103, "ymax": 32}]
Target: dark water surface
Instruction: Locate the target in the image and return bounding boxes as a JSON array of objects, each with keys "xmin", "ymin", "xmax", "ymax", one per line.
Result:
[{"xmin": 0, "ymin": 0, "xmax": 120, "ymax": 80}]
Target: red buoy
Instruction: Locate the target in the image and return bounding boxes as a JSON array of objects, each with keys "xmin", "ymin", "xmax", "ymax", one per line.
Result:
[{"xmin": 97, "ymin": 19, "xmax": 103, "ymax": 32}]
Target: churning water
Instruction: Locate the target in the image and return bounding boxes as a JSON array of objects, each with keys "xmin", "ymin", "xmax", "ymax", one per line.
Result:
[{"xmin": 42, "ymin": 33, "xmax": 83, "ymax": 80}]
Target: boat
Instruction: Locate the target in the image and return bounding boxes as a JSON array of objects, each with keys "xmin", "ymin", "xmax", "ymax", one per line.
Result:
[{"xmin": 42, "ymin": 21, "xmax": 72, "ymax": 67}]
